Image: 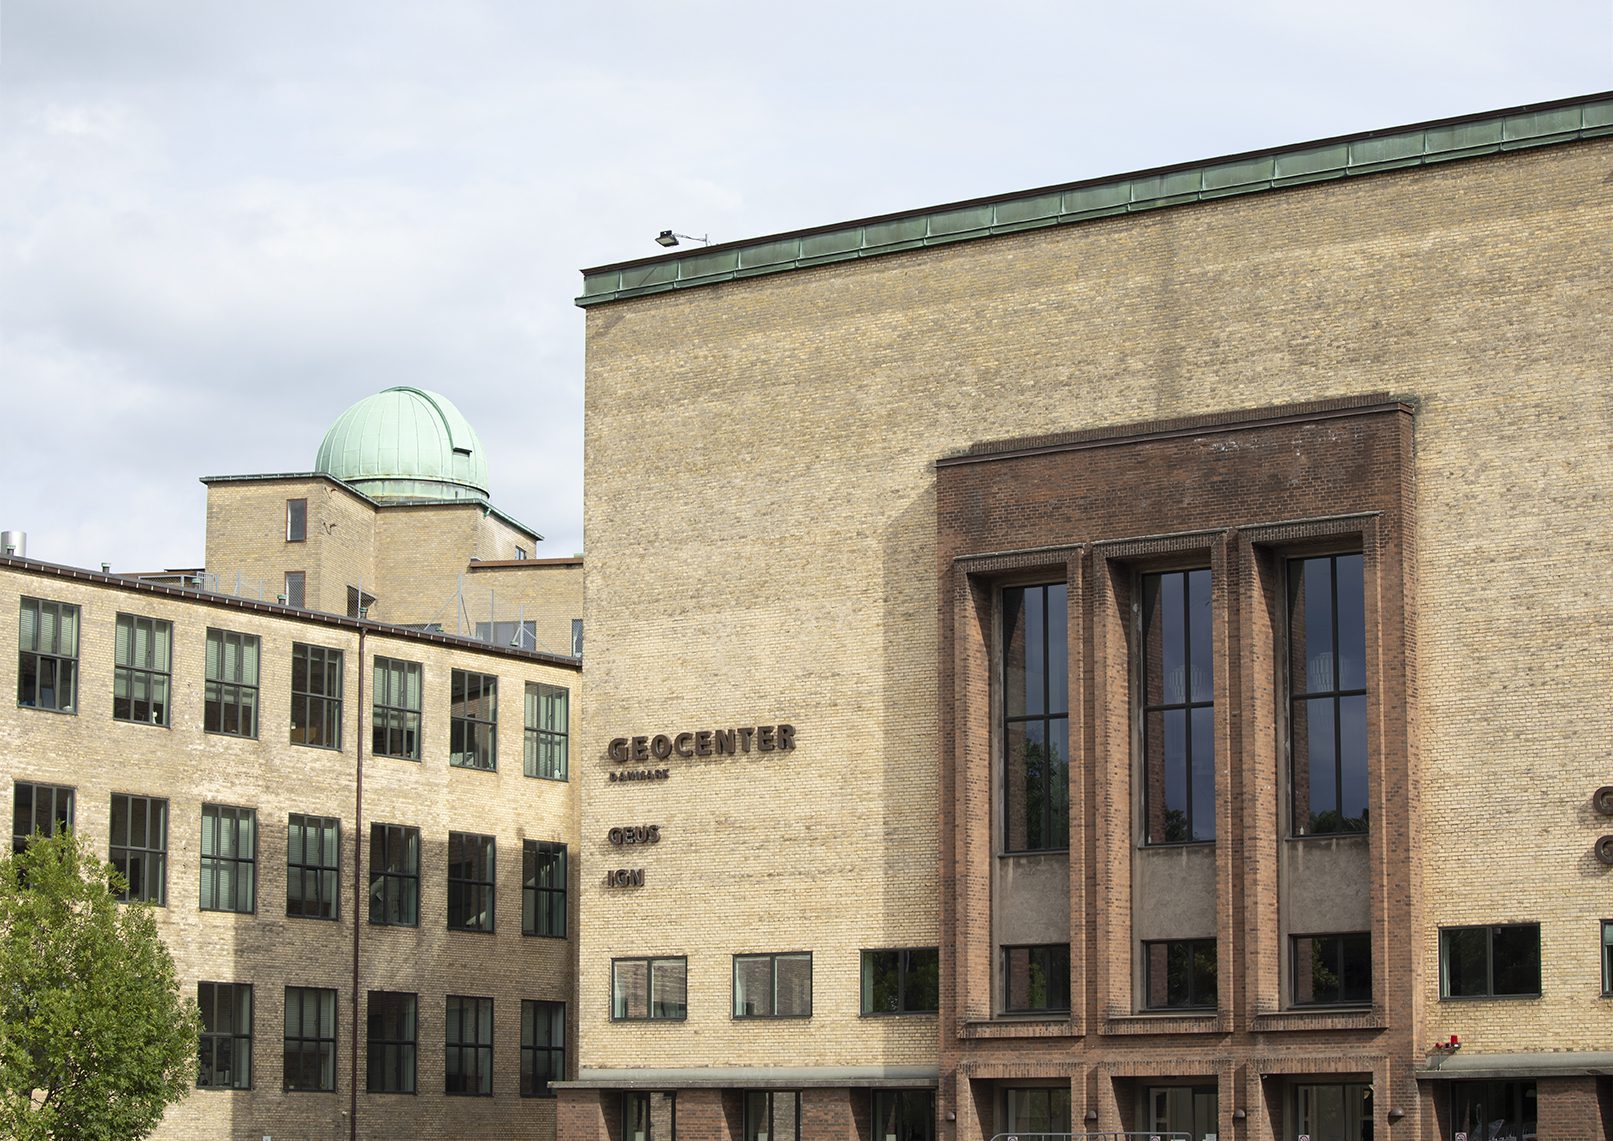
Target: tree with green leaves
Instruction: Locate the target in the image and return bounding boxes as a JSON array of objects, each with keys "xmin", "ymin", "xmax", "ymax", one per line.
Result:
[{"xmin": 0, "ymin": 829, "xmax": 200, "ymax": 1140}]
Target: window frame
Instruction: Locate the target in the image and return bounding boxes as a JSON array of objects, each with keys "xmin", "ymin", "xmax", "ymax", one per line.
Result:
[
  {"xmin": 12, "ymin": 781, "xmax": 74, "ymax": 855},
  {"xmin": 1291, "ymin": 931, "xmax": 1371, "ymax": 1007},
  {"xmin": 1001, "ymin": 943, "xmax": 1071, "ymax": 1015},
  {"xmin": 368, "ymin": 823, "xmax": 420, "ymax": 927},
  {"xmin": 520, "ymin": 999, "xmax": 565, "ymax": 1098},
  {"xmin": 860, "ymin": 947, "xmax": 940, "ymax": 1016},
  {"xmin": 522, "ymin": 839, "xmax": 567, "ymax": 938},
  {"xmin": 17, "ymin": 596, "xmax": 79, "ymax": 713},
  {"xmin": 1001, "ymin": 581, "xmax": 1070, "ymax": 854},
  {"xmin": 197, "ymin": 981, "xmax": 253, "ymax": 1090},
  {"xmin": 290, "ymin": 642, "xmax": 343, "ymax": 750},
  {"xmin": 282, "ymin": 986, "xmax": 337, "ymax": 1092},
  {"xmin": 1141, "ymin": 938, "xmax": 1217, "ymax": 1011},
  {"xmin": 366, "ymin": 990, "xmax": 417, "ymax": 1094},
  {"xmin": 524, "ymin": 682, "xmax": 569, "ymax": 781},
  {"xmin": 1286, "ymin": 552, "xmax": 1369, "ymax": 837},
  {"xmin": 1603, "ymin": 920, "xmax": 1613, "ymax": 997},
  {"xmin": 450, "ymin": 669, "xmax": 498, "ymax": 771},
  {"xmin": 286, "ymin": 813, "xmax": 340, "ymax": 921},
  {"xmin": 1439, "ymin": 923, "xmax": 1542, "ymax": 999},
  {"xmin": 1138, "ymin": 567, "xmax": 1215, "ymax": 845},
  {"xmin": 611, "ymin": 956, "xmax": 688, "ymax": 1021},
  {"xmin": 112, "ymin": 613, "xmax": 173, "ymax": 727},
  {"xmin": 371, "ymin": 657, "xmax": 422, "ymax": 761},
  {"xmin": 204, "ymin": 628, "xmax": 260, "ymax": 738},
  {"xmin": 286, "ymin": 498, "xmax": 307, "ymax": 542},
  {"xmin": 199, "ymin": 803, "xmax": 256, "ymax": 914},
  {"xmin": 447, "ymin": 831, "xmax": 495, "ymax": 933},
  {"xmin": 110, "ymin": 793, "xmax": 167, "ymax": 905},
  {"xmin": 732, "ymin": 951, "xmax": 813, "ymax": 1019},
  {"xmin": 444, "ymin": 995, "xmax": 494, "ymax": 1097}
]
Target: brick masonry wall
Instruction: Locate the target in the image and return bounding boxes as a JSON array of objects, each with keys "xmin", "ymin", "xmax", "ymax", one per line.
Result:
[
  {"xmin": 204, "ymin": 478, "xmax": 378, "ymax": 615},
  {"xmin": 1, "ymin": 564, "xmax": 579, "ymax": 1141},
  {"xmin": 466, "ymin": 562, "xmax": 585, "ymax": 658},
  {"xmin": 579, "ymin": 138, "xmax": 1612, "ymax": 1134}
]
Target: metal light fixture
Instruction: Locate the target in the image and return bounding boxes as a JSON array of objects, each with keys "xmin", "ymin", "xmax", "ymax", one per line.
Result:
[{"xmin": 655, "ymin": 230, "xmax": 711, "ymax": 248}]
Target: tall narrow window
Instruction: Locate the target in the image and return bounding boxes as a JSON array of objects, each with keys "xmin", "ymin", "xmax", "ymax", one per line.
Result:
[
  {"xmin": 366, "ymin": 991, "xmax": 417, "ymax": 1094},
  {"xmin": 368, "ymin": 823, "xmax": 419, "ymax": 927},
  {"xmin": 372, "ymin": 657, "xmax": 422, "ymax": 760},
  {"xmin": 284, "ymin": 571, "xmax": 306, "ymax": 609},
  {"xmin": 524, "ymin": 683, "xmax": 569, "ymax": 780},
  {"xmin": 1002, "ymin": 944, "xmax": 1071, "ymax": 1013},
  {"xmin": 12, "ymin": 782, "xmax": 73, "ymax": 854},
  {"xmin": 522, "ymin": 840, "xmax": 566, "ymax": 937},
  {"xmin": 286, "ymin": 814, "xmax": 340, "ymax": 920},
  {"xmin": 290, "ymin": 643, "xmax": 343, "ymax": 749},
  {"xmin": 874, "ymin": 1090, "xmax": 936, "ymax": 1141},
  {"xmin": 286, "ymin": 499, "xmax": 307, "ymax": 542},
  {"xmin": 447, "ymin": 832, "xmax": 495, "ymax": 932},
  {"xmin": 1142, "ymin": 939, "xmax": 1217, "ymax": 1010},
  {"xmin": 283, "ymin": 986, "xmax": 336, "ymax": 1092},
  {"xmin": 110, "ymin": 794, "xmax": 167, "ymax": 904},
  {"xmin": 197, "ymin": 982, "xmax": 252, "ymax": 1090},
  {"xmin": 205, "ymin": 629, "xmax": 259, "ymax": 738},
  {"xmin": 1289, "ymin": 554, "xmax": 1368, "ymax": 835},
  {"xmin": 450, "ymin": 670, "xmax": 497, "ymax": 770},
  {"xmin": 1003, "ymin": 583, "xmax": 1069, "ymax": 852},
  {"xmin": 520, "ymin": 1000, "xmax": 564, "ymax": 1097},
  {"xmin": 1142, "ymin": 569, "xmax": 1213, "ymax": 843},
  {"xmin": 113, "ymin": 614, "xmax": 172, "ymax": 726},
  {"xmin": 570, "ymin": 619, "xmax": 583, "ymax": 658},
  {"xmin": 445, "ymin": 995, "xmax": 493, "ymax": 1096},
  {"xmin": 18, "ymin": 597, "xmax": 79, "ymax": 712},
  {"xmin": 624, "ymin": 1091, "xmax": 675, "ymax": 1140},
  {"xmin": 200, "ymin": 804, "xmax": 256, "ymax": 913}
]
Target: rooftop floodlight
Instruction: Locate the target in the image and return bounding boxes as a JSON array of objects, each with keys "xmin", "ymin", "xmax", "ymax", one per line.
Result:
[{"xmin": 655, "ymin": 230, "xmax": 711, "ymax": 249}]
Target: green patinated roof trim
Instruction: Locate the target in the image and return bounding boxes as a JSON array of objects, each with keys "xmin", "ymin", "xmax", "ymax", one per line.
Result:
[{"xmin": 577, "ymin": 92, "xmax": 1613, "ymax": 307}]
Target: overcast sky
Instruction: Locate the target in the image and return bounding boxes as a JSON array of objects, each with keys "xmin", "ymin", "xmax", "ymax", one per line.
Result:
[{"xmin": 2, "ymin": 1, "xmax": 1608, "ymax": 572}]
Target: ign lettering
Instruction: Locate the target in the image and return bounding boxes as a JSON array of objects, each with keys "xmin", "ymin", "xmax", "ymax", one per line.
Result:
[
  {"xmin": 606, "ymin": 724, "xmax": 796, "ymax": 783},
  {"xmin": 606, "ymin": 868, "xmax": 645, "ymax": 887}
]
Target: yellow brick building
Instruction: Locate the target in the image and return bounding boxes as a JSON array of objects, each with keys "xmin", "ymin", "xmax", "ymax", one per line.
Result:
[{"xmin": 562, "ymin": 93, "xmax": 1613, "ymax": 1141}]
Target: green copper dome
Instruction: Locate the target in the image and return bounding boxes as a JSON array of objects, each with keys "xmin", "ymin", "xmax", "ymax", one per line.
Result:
[{"xmin": 315, "ymin": 387, "xmax": 490, "ymax": 502}]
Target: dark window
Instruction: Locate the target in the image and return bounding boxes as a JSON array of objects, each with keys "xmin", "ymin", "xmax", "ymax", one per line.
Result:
[
  {"xmin": 612, "ymin": 957, "xmax": 687, "ymax": 1020},
  {"xmin": 1452, "ymin": 1082, "xmax": 1535, "ymax": 1141},
  {"xmin": 1003, "ymin": 583, "xmax": 1069, "ymax": 852},
  {"xmin": 366, "ymin": 990, "xmax": 417, "ymax": 1094},
  {"xmin": 1142, "ymin": 569, "xmax": 1213, "ymax": 844},
  {"xmin": 197, "ymin": 981, "xmax": 252, "ymax": 1089},
  {"xmin": 450, "ymin": 670, "xmax": 497, "ymax": 770},
  {"xmin": 744, "ymin": 1091, "xmax": 800, "ymax": 1141},
  {"xmin": 447, "ymin": 832, "xmax": 494, "ymax": 932},
  {"xmin": 520, "ymin": 1000, "xmax": 564, "ymax": 1097},
  {"xmin": 110, "ymin": 794, "xmax": 167, "ymax": 904},
  {"xmin": 733, "ymin": 952, "xmax": 812, "ymax": 1018},
  {"xmin": 205, "ymin": 628, "xmax": 259, "ymax": 738},
  {"xmin": 18, "ymin": 597, "xmax": 79, "ymax": 712},
  {"xmin": 284, "ymin": 571, "xmax": 306, "ymax": 609},
  {"xmin": 283, "ymin": 986, "xmax": 336, "ymax": 1092},
  {"xmin": 444, "ymin": 995, "xmax": 493, "ymax": 1096},
  {"xmin": 874, "ymin": 1090, "xmax": 936, "ymax": 1141},
  {"xmin": 522, "ymin": 840, "xmax": 566, "ymax": 937},
  {"xmin": 372, "ymin": 657, "xmax": 422, "ymax": 760},
  {"xmin": 287, "ymin": 814, "xmax": 339, "ymax": 920},
  {"xmin": 368, "ymin": 823, "xmax": 419, "ymax": 926},
  {"xmin": 12, "ymin": 781, "xmax": 73, "ymax": 855},
  {"xmin": 1440, "ymin": 924, "xmax": 1541, "ymax": 998},
  {"xmin": 861, "ymin": 948, "xmax": 939, "ymax": 1014},
  {"xmin": 1296, "ymin": 1084, "xmax": 1373, "ymax": 1141},
  {"xmin": 1603, "ymin": 921, "xmax": 1613, "ymax": 996},
  {"xmin": 286, "ymin": 499, "xmax": 307, "ymax": 542},
  {"xmin": 290, "ymin": 643, "xmax": 342, "ymax": 749},
  {"xmin": 1292, "ymin": 932, "xmax": 1371, "ymax": 1006},
  {"xmin": 1289, "ymin": 554, "xmax": 1368, "ymax": 835},
  {"xmin": 200, "ymin": 804, "xmax": 255, "ymax": 913},
  {"xmin": 524, "ymin": 683, "xmax": 569, "ymax": 780},
  {"xmin": 1004, "ymin": 1088, "xmax": 1072, "ymax": 1134},
  {"xmin": 1143, "ymin": 939, "xmax": 1216, "ymax": 1010},
  {"xmin": 1003, "ymin": 944, "xmax": 1070, "ymax": 1014},
  {"xmin": 113, "ymin": 613, "xmax": 172, "ymax": 726}
]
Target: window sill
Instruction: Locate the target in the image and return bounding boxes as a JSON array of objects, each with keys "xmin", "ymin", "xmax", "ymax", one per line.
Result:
[
  {"xmin": 17, "ymin": 703, "xmax": 76, "ymax": 716},
  {"xmin": 1438, "ymin": 993, "xmax": 1543, "ymax": 1002},
  {"xmin": 958, "ymin": 1017, "xmax": 1079, "ymax": 1040},
  {"xmin": 998, "ymin": 847, "xmax": 1070, "ymax": 858},
  {"xmin": 1104, "ymin": 1011, "xmax": 1223, "ymax": 1036},
  {"xmin": 1250, "ymin": 1007, "xmax": 1384, "ymax": 1032},
  {"xmin": 860, "ymin": 1009, "xmax": 939, "ymax": 1019}
]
